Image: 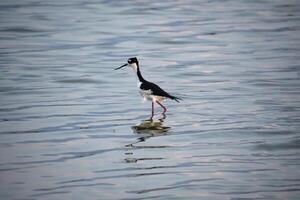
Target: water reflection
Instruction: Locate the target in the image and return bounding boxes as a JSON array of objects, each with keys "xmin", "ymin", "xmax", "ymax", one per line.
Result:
[
  {"xmin": 126, "ymin": 115, "xmax": 170, "ymax": 147},
  {"xmin": 125, "ymin": 115, "xmax": 171, "ymax": 163},
  {"xmin": 132, "ymin": 114, "xmax": 170, "ymax": 134}
]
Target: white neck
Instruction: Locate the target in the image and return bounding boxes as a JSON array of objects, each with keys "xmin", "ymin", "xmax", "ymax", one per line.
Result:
[
  {"xmin": 129, "ymin": 63, "xmax": 142, "ymax": 83},
  {"xmin": 130, "ymin": 63, "xmax": 138, "ymax": 73}
]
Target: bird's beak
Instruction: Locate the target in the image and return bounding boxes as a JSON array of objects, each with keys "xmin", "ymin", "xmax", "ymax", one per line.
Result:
[{"xmin": 115, "ymin": 63, "xmax": 128, "ymax": 70}]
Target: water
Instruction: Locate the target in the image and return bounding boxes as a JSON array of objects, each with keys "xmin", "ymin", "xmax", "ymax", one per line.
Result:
[{"xmin": 0, "ymin": 0, "xmax": 300, "ymax": 199}]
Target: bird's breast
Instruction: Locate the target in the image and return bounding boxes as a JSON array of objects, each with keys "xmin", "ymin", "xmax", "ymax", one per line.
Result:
[
  {"xmin": 137, "ymin": 82, "xmax": 142, "ymax": 88},
  {"xmin": 139, "ymin": 89, "xmax": 153, "ymax": 101}
]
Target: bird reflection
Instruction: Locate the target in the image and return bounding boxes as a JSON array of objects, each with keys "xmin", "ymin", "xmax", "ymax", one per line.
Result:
[
  {"xmin": 124, "ymin": 115, "xmax": 170, "ymax": 163},
  {"xmin": 125, "ymin": 114, "xmax": 170, "ymax": 147}
]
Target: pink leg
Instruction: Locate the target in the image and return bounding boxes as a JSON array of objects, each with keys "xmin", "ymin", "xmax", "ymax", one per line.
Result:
[
  {"xmin": 151, "ymin": 101, "xmax": 154, "ymax": 119},
  {"xmin": 156, "ymin": 101, "xmax": 167, "ymax": 113}
]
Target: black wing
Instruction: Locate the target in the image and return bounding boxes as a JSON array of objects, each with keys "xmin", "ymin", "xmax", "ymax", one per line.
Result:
[{"xmin": 140, "ymin": 81, "xmax": 181, "ymax": 102}]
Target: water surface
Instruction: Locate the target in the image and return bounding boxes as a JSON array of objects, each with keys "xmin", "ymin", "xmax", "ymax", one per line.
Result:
[{"xmin": 0, "ymin": 0, "xmax": 300, "ymax": 199}]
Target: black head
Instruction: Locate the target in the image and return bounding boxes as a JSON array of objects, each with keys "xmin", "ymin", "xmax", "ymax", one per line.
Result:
[
  {"xmin": 127, "ymin": 57, "xmax": 138, "ymax": 65},
  {"xmin": 115, "ymin": 57, "xmax": 139, "ymax": 70}
]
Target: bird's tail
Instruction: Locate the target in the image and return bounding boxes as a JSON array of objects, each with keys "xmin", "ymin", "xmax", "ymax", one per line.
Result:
[{"xmin": 169, "ymin": 95, "xmax": 182, "ymax": 102}]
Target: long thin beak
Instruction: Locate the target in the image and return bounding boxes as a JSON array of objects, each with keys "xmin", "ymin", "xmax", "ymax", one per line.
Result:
[{"xmin": 115, "ymin": 63, "xmax": 128, "ymax": 70}]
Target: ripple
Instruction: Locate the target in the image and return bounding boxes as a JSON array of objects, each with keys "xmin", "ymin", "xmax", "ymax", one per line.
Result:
[
  {"xmin": 34, "ymin": 182, "xmax": 113, "ymax": 192},
  {"xmin": 0, "ymin": 27, "xmax": 47, "ymax": 33},
  {"xmin": 6, "ymin": 147, "xmax": 124, "ymax": 166},
  {"xmin": 255, "ymin": 139, "xmax": 300, "ymax": 151},
  {"xmin": 55, "ymin": 78, "xmax": 104, "ymax": 84}
]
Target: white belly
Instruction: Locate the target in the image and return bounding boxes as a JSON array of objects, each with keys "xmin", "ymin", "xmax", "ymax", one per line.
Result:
[{"xmin": 139, "ymin": 89, "xmax": 165, "ymax": 102}]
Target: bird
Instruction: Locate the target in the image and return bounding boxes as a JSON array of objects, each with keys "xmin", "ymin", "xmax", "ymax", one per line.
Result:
[{"xmin": 115, "ymin": 57, "xmax": 181, "ymax": 118}]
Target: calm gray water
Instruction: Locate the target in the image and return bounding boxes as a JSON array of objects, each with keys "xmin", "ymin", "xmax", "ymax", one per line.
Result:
[{"xmin": 1, "ymin": 0, "xmax": 300, "ymax": 199}]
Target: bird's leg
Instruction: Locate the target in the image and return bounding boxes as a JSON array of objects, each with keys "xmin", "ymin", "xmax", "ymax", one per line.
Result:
[
  {"xmin": 156, "ymin": 101, "xmax": 167, "ymax": 113},
  {"xmin": 150, "ymin": 101, "xmax": 154, "ymax": 120},
  {"xmin": 159, "ymin": 113, "xmax": 166, "ymax": 122}
]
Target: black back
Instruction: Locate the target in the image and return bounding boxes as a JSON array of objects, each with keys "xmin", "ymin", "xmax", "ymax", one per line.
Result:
[{"xmin": 140, "ymin": 81, "xmax": 180, "ymax": 102}]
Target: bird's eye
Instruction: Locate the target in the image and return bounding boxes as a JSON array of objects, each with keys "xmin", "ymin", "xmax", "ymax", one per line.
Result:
[{"xmin": 128, "ymin": 59, "xmax": 131, "ymax": 63}]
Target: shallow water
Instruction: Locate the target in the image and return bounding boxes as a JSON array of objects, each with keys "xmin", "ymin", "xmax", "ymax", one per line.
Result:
[{"xmin": 0, "ymin": 0, "xmax": 300, "ymax": 199}]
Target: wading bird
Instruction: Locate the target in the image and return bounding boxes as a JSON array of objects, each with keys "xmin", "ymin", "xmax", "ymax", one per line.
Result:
[{"xmin": 115, "ymin": 57, "xmax": 180, "ymax": 118}]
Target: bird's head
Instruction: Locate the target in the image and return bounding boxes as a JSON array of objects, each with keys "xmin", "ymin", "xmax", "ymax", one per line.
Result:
[{"xmin": 115, "ymin": 57, "xmax": 139, "ymax": 72}]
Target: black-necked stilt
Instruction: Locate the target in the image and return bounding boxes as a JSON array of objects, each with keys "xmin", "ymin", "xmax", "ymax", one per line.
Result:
[{"xmin": 115, "ymin": 57, "xmax": 181, "ymax": 118}]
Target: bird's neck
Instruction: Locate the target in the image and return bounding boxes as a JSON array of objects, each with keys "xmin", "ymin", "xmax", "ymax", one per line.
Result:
[
  {"xmin": 136, "ymin": 67, "xmax": 145, "ymax": 82},
  {"xmin": 134, "ymin": 64, "xmax": 145, "ymax": 82}
]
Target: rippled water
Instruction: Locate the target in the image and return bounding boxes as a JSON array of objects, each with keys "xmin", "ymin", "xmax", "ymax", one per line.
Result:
[{"xmin": 1, "ymin": 0, "xmax": 300, "ymax": 199}]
